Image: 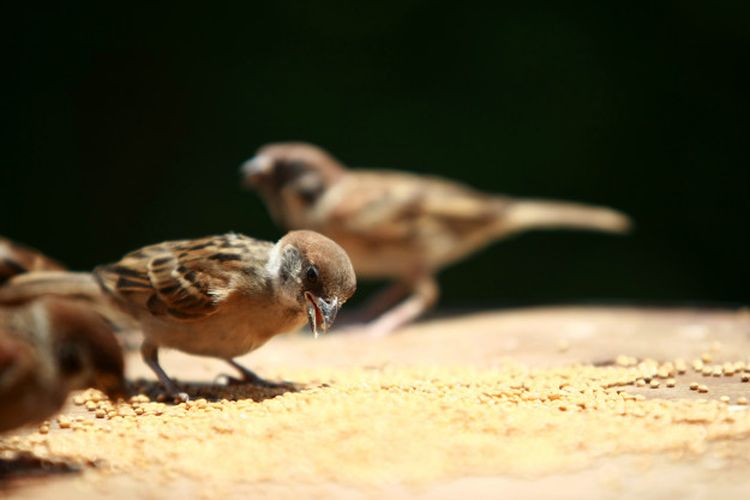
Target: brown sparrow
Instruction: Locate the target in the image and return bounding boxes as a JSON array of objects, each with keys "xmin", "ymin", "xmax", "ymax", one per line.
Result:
[
  {"xmin": 241, "ymin": 142, "xmax": 632, "ymax": 335},
  {"xmin": 0, "ymin": 297, "xmax": 125, "ymax": 432},
  {"xmin": 0, "ymin": 236, "xmax": 65, "ymax": 285},
  {"xmin": 93, "ymin": 230, "xmax": 356, "ymax": 398},
  {"xmin": 0, "ymin": 270, "xmax": 138, "ymax": 334}
]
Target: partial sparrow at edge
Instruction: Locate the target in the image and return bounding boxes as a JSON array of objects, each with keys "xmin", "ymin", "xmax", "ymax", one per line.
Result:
[
  {"xmin": 0, "ymin": 236, "xmax": 65, "ymax": 285},
  {"xmin": 0, "ymin": 297, "xmax": 125, "ymax": 433}
]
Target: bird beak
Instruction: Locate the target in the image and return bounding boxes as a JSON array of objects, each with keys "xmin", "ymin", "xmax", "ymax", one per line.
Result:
[
  {"xmin": 240, "ymin": 155, "xmax": 273, "ymax": 186},
  {"xmin": 97, "ymin": 373, "xmax": 128, "ymax": 401},
  {"xmin": 304, "ymin": 292, "xmax": 340, "ymax": 338}
]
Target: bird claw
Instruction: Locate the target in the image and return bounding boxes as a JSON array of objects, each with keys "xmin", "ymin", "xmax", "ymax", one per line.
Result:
[{"xmin": 174, "ymin": 392, "xmax": 190, "ymax": 403}]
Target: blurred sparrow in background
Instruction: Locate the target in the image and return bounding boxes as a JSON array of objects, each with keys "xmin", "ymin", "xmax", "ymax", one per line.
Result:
[
  {"xmin": 94, "ymin": 230, "xmax": 355, "ymax": 399},
  {"xmin": 0, "ymin": 297, "xmax": 125, "ymax": 432},
  {"xmin": 242, "ymin": 142, "xmax": 631, "ymax": 336}
]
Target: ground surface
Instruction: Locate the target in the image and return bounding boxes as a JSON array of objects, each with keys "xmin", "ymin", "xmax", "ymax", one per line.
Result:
[{"xmin": 2, "ymin": 306, "xmax": 750, "ymax": 499}]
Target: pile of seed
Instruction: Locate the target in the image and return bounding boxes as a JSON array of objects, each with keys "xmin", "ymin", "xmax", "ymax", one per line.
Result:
[{"xmin": 1, "ymin": 358, "xmax": 750, "ymax": 486}]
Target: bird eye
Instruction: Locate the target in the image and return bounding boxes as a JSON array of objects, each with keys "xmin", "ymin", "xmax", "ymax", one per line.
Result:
[
  {"xmin": 306, "ymin": 266, "xmax": 319, "ymax": 283},
  {"xmin": 57, "ymin": 344, "xmax": 84, "ymax": 375}
]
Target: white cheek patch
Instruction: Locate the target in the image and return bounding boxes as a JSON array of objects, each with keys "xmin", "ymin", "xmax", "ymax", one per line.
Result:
[
  {"xmin": 266, "ymin": 243, "xmax": 303, "ymax": 302},
  {"xmin": 265, "ymin": 241, "xmax": 283, "ymax": 278}
]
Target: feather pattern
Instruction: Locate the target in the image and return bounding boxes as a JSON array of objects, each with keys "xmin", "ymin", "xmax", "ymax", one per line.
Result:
[
  {"xmin": 0, "ymin": 237, "xmax": 65, "ymax": 285},
  {"xmin": 94, "ymin": 233, "xmax": 273, "ymax": 322}
]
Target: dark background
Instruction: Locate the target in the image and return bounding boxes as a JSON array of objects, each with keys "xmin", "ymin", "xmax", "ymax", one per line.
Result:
[{"xmin": 4, "ymin": 2, "xmax": 749, "ymax": 308}]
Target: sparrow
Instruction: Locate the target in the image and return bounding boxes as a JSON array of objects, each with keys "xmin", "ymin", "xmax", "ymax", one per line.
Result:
[
  {"xmin": 92, "ymin": 230, "xmax": 356, "ymax": 399},
  {"xmin": 0, "ymin": 236, "xmax": 65, "ymax": 285},
  {"xmin": 0, "ymin": 297, "xmax": 126, "ymax": 433},
  {"xmin": 241, "ymin": 142, "xmax": 632, "ymax": 335},
  {"xmin": 0, "ymin": 271, "xmax": 138, "ymax": 334}
]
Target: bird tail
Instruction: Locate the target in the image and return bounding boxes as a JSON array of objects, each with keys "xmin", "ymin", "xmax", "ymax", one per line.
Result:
[
  {"xmin": 0, "ymin": 271, "xmax": 135, "ymax": 330},
  {"xmin": 500, "ymin": 199, "xmax": 632, "ymax": 236},
  {"xmin": 0, "ymin": 271, "xmax": 101, "ymax": 304}
]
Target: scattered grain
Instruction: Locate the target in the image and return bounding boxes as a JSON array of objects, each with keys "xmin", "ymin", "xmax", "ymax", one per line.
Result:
[{"xmin": 2, "ymin": 361, "xmax": 750, "ymax": 485}]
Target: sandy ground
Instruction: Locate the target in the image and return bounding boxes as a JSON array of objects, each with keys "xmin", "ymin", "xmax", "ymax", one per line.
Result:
[{"xmin": 2, "ymin": 305, "xmax": 750, "ymax": 499}]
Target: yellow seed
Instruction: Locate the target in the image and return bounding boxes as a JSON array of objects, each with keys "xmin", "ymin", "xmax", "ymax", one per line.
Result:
[
  {"xmin": 38, "ymin": 425, "xmax": 49, "ymax": 434},
  {"xmin": 649, "ymin": 380, "xmax": 660, "ymax": 389},
  {"xmin": 719, "ymin": 395, "xmax": 731, "ymax": 403},
  {"xmin": 737, "ymin": 397, "xmax": 749, "ymax": 405},
  {"xmin": 666, "ymin": 378, "xmax": 676, "ymax": 388},
  {"xmin": 689, "ymin": 382, "xmax": 699, "ymax": 390},
  {"xmin": 697, "ymin": 385, "xmax": 709, "ymax": 393},
  {"xmin": 615, "ymin": 355, "xmax": 631, "ymax": 366},
  {"xmin": 701, "ymin": 367, "xmax": 712, "ymax": 376},
  {"xmin": 701, "ymin": 353, "xmax": 713, "ymax": 363},
  {"xmin": 674, "ymin": 359, "xmax": 687, "ymax": 374},
  {"xmin": 741, "ymin": 375, "xmax": 749, "ymax": 383}
]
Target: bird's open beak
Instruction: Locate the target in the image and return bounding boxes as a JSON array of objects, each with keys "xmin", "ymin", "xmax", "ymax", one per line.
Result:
[
  {"xmin": 240, "ymin": 155, "xmax": 272, "ymax": 187},
  {"xmin": 304, "ymin": 292, "xmax": 340, "ymax": 338}
]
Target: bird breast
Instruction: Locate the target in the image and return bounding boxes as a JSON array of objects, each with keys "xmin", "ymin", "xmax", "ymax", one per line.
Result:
[{"xmin": 138, "ymin": 295, "xmax": 307, "ymax": 359}]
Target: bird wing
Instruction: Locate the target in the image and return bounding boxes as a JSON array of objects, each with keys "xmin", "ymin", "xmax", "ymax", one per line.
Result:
[
  {"xmin": 94, "ymin": 234, "xmax": 270, "ymax": 321},
  {"xmin": 0, "ymin": 237, "xmax": 65, "ymax": 285},
  {"xmin": 323, "ymin": 170, "xmax": 506, "ymax": 244}
]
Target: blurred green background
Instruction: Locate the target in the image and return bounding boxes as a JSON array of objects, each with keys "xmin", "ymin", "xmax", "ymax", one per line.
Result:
[{"xmin": 4, "ymin": 2, "xmax": 749, "ymax": 307}]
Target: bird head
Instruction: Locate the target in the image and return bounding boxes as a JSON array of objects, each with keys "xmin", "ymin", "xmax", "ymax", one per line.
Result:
[
  {"xmin": 240, "ymin": 142, "xmax": 346, "ymax": 228},
  {"xmin": 45, "ymin": 299, "xmax": 126, "ymax": 400},
  {"xmin": 267, "ymin": 230, "xmax": 356, "ymax": 337}
]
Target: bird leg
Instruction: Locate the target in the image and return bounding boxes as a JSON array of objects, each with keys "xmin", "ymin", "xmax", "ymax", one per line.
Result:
[
  {"xmin": 363, "ymin": 276, "xmax": 439, "ymax": 337},
  {"xmin": 140, "ymin": 341, "xmax": 188, "ymax": 401},
  {"xmin": 226, "ymin": 359, "xmax": 292, "ymax": 389}
]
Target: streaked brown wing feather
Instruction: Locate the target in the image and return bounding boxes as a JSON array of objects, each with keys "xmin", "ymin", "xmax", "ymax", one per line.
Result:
[
  {"xmin": 0, "ymin": 237, "xmax": 65, "ymax": 285},
  {"xmin": 327, "ymin": 171, "xmax": 506, "ymax": 243},
  {"xmin": 95, "ymin": 234, "xmax": 268, "ymax": 321}
]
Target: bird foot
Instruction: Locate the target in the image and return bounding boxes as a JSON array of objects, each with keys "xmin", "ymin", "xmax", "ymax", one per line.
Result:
[
  {"xmin": 159, "ymin": 379, "xmax": 190, "ymax": 402},
  {"xmin": 173, "ymin": 392, "xmax": 190, "ymax": 403}
]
